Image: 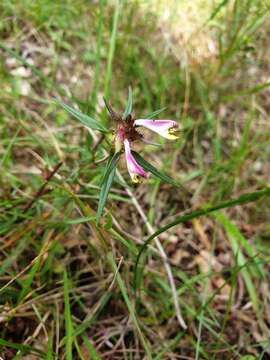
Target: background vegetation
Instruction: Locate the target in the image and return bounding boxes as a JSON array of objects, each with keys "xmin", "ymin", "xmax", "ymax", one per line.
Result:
[{"xmin": 1, "ymin": 0, "xmax": 270, "ymax": 358}]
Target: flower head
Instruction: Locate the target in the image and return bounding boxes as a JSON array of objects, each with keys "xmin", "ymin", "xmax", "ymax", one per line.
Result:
[
  {"xmin": 124, "ymin": 139, "xmax": 147, "ymax": 183},
  {"xmin": 134, "ymin": 119, "xmax": 179, "ymax": 140},
  {"xmin": 105, "ymin": 99, "xmax": 179, "ymax": 183}
]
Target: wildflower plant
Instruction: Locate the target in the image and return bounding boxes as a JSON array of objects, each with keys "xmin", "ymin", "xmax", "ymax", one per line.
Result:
[{"xmin": 56, "ymin": 88, "xmax": 180, "ymax": 224}]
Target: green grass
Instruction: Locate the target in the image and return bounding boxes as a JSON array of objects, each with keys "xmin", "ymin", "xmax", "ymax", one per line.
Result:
[{"xmin": 1, "ymin": 0, "xmax": 270, "ymax": 358}]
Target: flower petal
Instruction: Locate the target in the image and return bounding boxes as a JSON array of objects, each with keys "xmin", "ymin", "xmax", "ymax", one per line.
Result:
[
  {"xmin": 124, "ymin": 139, "xmax": 147, "ymax": 183},
  {"xmin": 134, "ymin": 119, "xmax": 179, "ymax": 140}
]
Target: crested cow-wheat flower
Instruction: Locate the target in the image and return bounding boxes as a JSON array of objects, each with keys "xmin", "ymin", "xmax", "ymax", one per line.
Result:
[
  {"xmin": 57, "ymin": 94, "xmax": 180, "ymax": 222},
  {"xmin": 134, "ymin": 119, "xmax": 179, "ymax": 140},
  {"xmin": 106, "ymin": 101, "xmax": 179, "ymax": 183}
]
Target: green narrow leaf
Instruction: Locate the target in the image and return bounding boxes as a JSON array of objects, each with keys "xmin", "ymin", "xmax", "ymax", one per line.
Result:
[
  {"xmin": 0, "ymin": 127, "xmax": 20, "ymax": 167},
  {"xmin": 213, "ymin": 212, "xmax": 264, "ymax": 278},
  {"xmin": 214, "ymin": 212, "xmax": 259, "ymax": 311},
  {"xmin": 104, "ymin": 0, "xmax": 121, "ymax": 98},
  {"xmin": 64, "ymin": 216, "xmax": 95, "ymax": 225},
  {"xmin": 131, "ymin": 151, "xmax": 178, "ymax": 187},
  {"xmin": 63, "ymin": 271, "xmax": 74, "ymax": 360},
  {"xmin": 96, "ymin": 158, "xmax": 117, "ymax": 225},
  {"xmin": 143, "ymin": 107, "xmax": 167, "ymax": 119},
  {"xmin": 45, "ymin": 336, "xmax": 54, "ymax": 360},
  {"xmin": 0, "ymin": 236, "xmax": 28, "ymax": 277},
  {"xmin": 101, "ymin": 152, "xmax": 121, "ymax": 185},
  {"xmin": 72, "ymin": 293, "xmax": 111, "ymax": 338},
  {"xmin": 0, "ymin": 42, "xmax": 55, "ymax": 91},
  {"xmin": 222, "ymin": 81, "xmax": 270, "ymax": 102},
  {"xmin": 123, "ymin": 86, "xmax": 133, "ymax": 118},
  {"xmin": 0, "ymin": 338, "xmax": 45, "ymax": 357},
  {"xmin": 55, "ymin": 100, "xmax": 108, "ymax": 133},
  {"xmin": 107, "ymin": 253, "xmax": 152, "ymax": 359},
  {"xmin": 18, "ymin": 257, "xmax": 40, "ymax": 303},
  {"xmin": 133, "ymin": 187, "xmax": 270, "ymax": 295},
  {"xmin": 82, "ymin": 336, "xmax": 102, "ymax": 360},
  {"xmin": 89, "ymin": 0, "xmax": 105, "ymax": 112},
  {"xmin": 207, "ymin": 0, "xmax": 229, "ymax": 22}
]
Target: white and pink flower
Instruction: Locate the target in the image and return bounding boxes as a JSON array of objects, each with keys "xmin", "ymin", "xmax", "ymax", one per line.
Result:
[
  {"xmin": 111, "ymin": 104, "xmax": 179, "ymax": 182},
  {"xmin": 124, "ymin": 139, "xmax": 147, "ymax": 183},
  {"xmin": 134, "ymin": 119, "xmax": 179, "ymax": 140}
]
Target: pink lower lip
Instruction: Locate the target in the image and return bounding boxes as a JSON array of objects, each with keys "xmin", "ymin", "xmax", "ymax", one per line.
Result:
[{"xmin": 124, "ymin": 139, "xmax": 147, "ymax": 179}]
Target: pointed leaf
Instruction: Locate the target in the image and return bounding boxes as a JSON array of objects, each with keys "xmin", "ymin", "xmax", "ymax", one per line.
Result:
[
  {"xmin": 131, "ymin": 151, "xmax": 178, "ymax": 187},
  {"xmin": 82, "ymin": 336, "xmax": 102, "ymax": 360},
  {"xmin": 63, "ymin": 271, "xmax": 74, "ymax": 360},
  {"xmin": 213, "ymin": 212, "xmax": 264, "ymax": 278},
  {"xmin": 123, "ymin": 86, "xmax": 133, "ymax": 119},
  {"xmin": 96, "ymin": 157, "xmax": 117, "ymax": 224},
  {"xmin": 214, "ymin": 212, "xmax": 259, "ymax": 311},
  {"xmin": 101, "ymin": 152, "xmax": 121, "ymax": 185},
  {"xmin": 143, "ymin": 107, "xmax": 167, "ymax": 119},
  {"xmin": 55, "ymin": 100, "xmax": 108, "ymax": 132},
  {"xmin": 134, "ymin": 187, "xmax": 270, "ymax": 296},
  {"xmin": 0, "ymin": 338, "xmax": 45, "ymax": 356}
]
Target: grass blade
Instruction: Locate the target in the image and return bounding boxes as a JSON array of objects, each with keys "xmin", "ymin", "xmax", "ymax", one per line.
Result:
[
  {"xmin": 143, "ymin": 107, "xmax": 167, "ymax": 119},
  {"xmin": 63, "ymin": 270, "xmax": 74, "ymax": 360},
  {"xmin": 132, "ymin": 151, "xmax": 178, "ymax": 186},
  {"xmin": 89, "ymin": 0, "xmax": 105, "ymax": 113},
  {"xmin": 101, "ymin": 152, "xmax": 121, "ymax": 185},
  {"xmin": 82, "ymin": 336, "xmax": 102, "ymax": 360},
  {"xmin": 45, "ymin": 336, "xmax": 54, "ymax": 360},
  {"xmin": 107, "ymin": 252, "xmax": 152, "ymax": 359},
  {"xmin": 214, "ymin": 212, "xmax": 264, "ymax": 277},
  {"xmin": 72, "ymin": 293, "xmax": 111, "ymax": 338},
  {"xmin": 214, "ymin": 212, "xmax": 260, "ymax": 311},
  {"xmin": 104, "ymin": 0, "xmax": 121, "ymax": 98},
  {"xmin": 123, "ymin": 86, "xmax": 133, "ymax": 118},
  {"xmin": 96, "ymin": 158, "xmax": 117, "ymax": 225},
  {"xmin": 134, "ymin": 187, "xmax": 270, "ymax": 294},
  {"xmin": 0, "ymin": 42, "xmax": 56, "ymax": 92},
  {"xmin": 207, "ymin": 0, "xmax": 230, "ymax": 22},
  {"xmin": 0, "ymin": 338, "xmax": 45, "ymax": 357},
  {"xmin": 55, "ymin": 100, "xmax": 108, "ymax": 133},
  {"xmin": 17, "ymin": 257, "xmax": 40, "ymax": 303}
]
